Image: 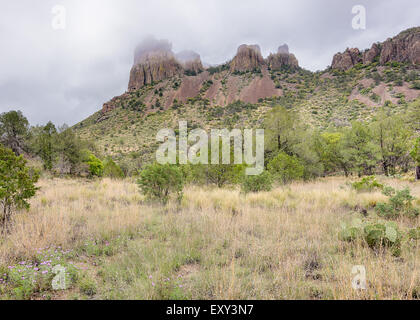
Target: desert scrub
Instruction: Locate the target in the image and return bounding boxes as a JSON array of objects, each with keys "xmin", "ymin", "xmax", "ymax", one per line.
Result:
[
  {"xmin": 376, "ymin": 186, "xmax": 419, "ymax": 219},
  {"xmin": 339, "ymin": 218, "xmax": 402, "ymax": 256},
  {"xmin": 351, "ymin": 176, "xmax": 383, "ymax": 192},
  {"xmin": 408, "ymin": 227, "xmax": 420, "ymax": 240},
  {"xmin": 78, "ymin": 274, "xmax": 97, "ymax": 297},
  {"xmin": 241, "ymin": 170, "xmax": 273, "ymax": 193},
  {"xmin": 137, "ymin": 163, "xmax": 184, "ymax": 204}
]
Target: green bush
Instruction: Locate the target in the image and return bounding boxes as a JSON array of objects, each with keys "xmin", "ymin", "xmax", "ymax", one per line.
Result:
[
  {"xmin": 411, "ymin": 81, "xmax": 420, "ymax": 90},
  {"xmin": 103, "ymin": 157, "xmax": 124, "ymax": 179},
  {"xmin": 351, "ymin": 176, "xmax": 383, "ymax": 192},
  {"xmin": 376, "ymin": 187, "xmax": 419, "ymax": 219},
  {"xmin": 268, "ymin": 152, "xmax": 304, "ymax": 184},
  {"xmin": 137, "ymin": 163, "xmax": 184, "ymax": 204},
  {"xmin": 0, "ymin": 145, "xmax": 39, "ymax": 229},
  {"xmin": 85, "ymin": 153, "xmax": 104, "ymax": 177},
  {"xmin": 241, "ymin": 171, "xmax": 273, "ymax": 193}
]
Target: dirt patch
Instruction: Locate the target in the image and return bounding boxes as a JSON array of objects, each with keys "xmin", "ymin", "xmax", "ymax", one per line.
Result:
[
  {"xmin": 178, "ymin": 264, "xmax": 200, "ymax": 279},
  {"xmin": 393, "ymin": 82, "xmax": 420, "ymax": 101},
  {"xmin": 239, "ymin": 69, "xmax": 281, "ymax": 103}
]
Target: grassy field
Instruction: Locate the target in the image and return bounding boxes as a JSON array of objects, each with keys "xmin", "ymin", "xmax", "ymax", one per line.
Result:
[{"xmin": 0, "ymin": 177, "xmax": 419, "ymax": 300}]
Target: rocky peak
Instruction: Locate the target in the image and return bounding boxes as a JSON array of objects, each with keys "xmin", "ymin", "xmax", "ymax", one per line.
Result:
[
  {"xmin": 267, "ymin": 44, "xmax": 299, "ymax": 71},
  {"xmin": 133, "ymin": 37, "xmax": 173, "ymax": 65},
  {"xmin": 175, "ymin": 50, "xmax": 204, "ymax": 74},
  {"xmin": 331, "ymin": 48, "xmax": 362, "ymax": 71},
  {"xmin": 379, "ymin": 27, "xmax": 420, "ymax": 65},
  {"xmin": 230, "ymin": 44, "xmax": 265, "ymax": 72},
  {"xmin": 332, "ymin": 27, "xmax": 420, "ymax": 71},
  {"xmin": 363, "ymin": 43, "xmax": 380, "ymax": 64},
  {"xmin": 278, "ymin": 44, "xmax": 289, "ymax": 54},
  {"xmin": 128, "ymin": 37, "xmax": 183, "ymax": 91}
]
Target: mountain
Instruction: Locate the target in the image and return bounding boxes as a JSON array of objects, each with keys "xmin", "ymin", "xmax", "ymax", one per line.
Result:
[
  {"xmin": 75, "ymin": 28, "xmax": 420, "ymax": 171},
  {"xmin": 332, "ymin": 27, "xmax": 420, "ymax": 71}
]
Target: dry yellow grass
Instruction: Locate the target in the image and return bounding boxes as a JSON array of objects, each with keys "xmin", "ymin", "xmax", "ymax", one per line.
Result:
[{"xmin": 0, "ymin": 177, "xmax": 419, "ymax": 300}]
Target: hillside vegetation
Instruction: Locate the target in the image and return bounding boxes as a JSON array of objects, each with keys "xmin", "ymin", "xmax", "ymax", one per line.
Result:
[{"xmin": 75, "ymin": 62, "xmax": 420, "ymax": 168}]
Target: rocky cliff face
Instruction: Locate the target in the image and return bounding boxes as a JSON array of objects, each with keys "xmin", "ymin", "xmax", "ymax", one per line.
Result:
[
  {"xmin": 331, "ymin": 48, "xmax": 362, "ymax": 71},
  {"xmin": 176, "ymin": 50, "xmax": 204, "ymax": 74},
  {"xmin": 332, "ymin": 27, "xmax": 420, "ymax": 70},
  {"xmin": 128, "ymin": 38, "xmax": 206, "ymax": 90},
  {"xmin": 380, "ymin": 27, "xmax": 420, "ymax": 65},
  {"xmin": 128, "ymin": 51, "xmax": 183, "ymax": 90},
  {"xmin": 277, "ymin": 44, "xmax": 290, "ymax": 54},
  {"xmin": 101, "ymin": 28, "xmax": 419, "ymax": 115},
  {"xmin": 267, "ymin": 44, "xmax": 299, "ymax": 70},
  {"xmin": 363, "ymin": 43, "xmax": 380, "ymax": 64},
  {"xmin": 230, "ymin": 44, "xmax": 265, "ymax": 72}
]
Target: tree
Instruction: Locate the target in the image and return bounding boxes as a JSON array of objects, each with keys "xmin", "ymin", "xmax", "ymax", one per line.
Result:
[
  {"xmin": 290, "ymin": 129, "xmax": 323, "ymax": 180},
  {"xmin": 31, "ymin": 121, "xmax": 58, "ymax": 170},
  {"xmin": 411, "ymin": 138, "xmax": 420, "ymax": 180},
  {"xmin": 0, "ymin": 110, "xmax": 29, "ymax": 155},
  {"xmin": 268, "ymin": 152, "xmax": 304, "ymax": 184},
  {"xmin": 137, "ymin": 163, "xmax": 184, "ymax": 204},
  {"xmin": 407, "ymin": 98, "xmax": 420, "ymax": 132},
  {"xmin": 372, "ymin": 112, "xmax": 412, "ymax": 176},
  {"xmin": 314, "ymin": 131, "xmax": 352, "ymax": 177},
  {"xmin": 343, "ymin": 121, "xmax": 380, "ymax": 176},
  {"xmin": 55, "ymin": 126, "xmax": 85, "ymax": 174},
  {"xmin": 0, "ymin": 145, "xmax": 39, "ymax": 230},
  {"xmin": 264, "ymin": 106, "xmax": 299, "ymax": 155}
]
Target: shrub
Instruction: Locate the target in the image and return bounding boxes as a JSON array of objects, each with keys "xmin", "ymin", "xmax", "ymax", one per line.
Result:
[
  {"xmin": 137, "ymin": 163, "xmax": 184, "ymax": 204},
  {"xmin": 351, "ymin": 176, "xmax": 383, "ymax": 192},
  {"xmin": 78, "ymin": 275, "xmax": 97, "ymax": 296},
  {"xmin": 408, "ymin": 227, "xmax": 420, "ymax": 240},
  {"xmin": 411, "ymin": 81, "xmax": 420, "ymax": 90},
  {"xmin": 0, "ymin": 145, "xmax": 39, "ymax": 229},
  {"xmin": 85, "ymin": 153, "xmax": 104, "ymax": 177},
  {"xmin": 241, "ymin": 171, "xmax": 273, "ymax": 193},
  {"xmin": 268, "ymin": 152, "xmax": 304, "ymax": 184},
  {"xmin": 376, "ymin": 187, "xmax": 419, "ymax": 219},
  {"xmin": 103, "ymin": 157, "xmax": 124, "ymax": 179}
]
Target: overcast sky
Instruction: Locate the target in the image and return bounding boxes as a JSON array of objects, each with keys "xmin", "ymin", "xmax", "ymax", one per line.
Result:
[{"xmin": 0, "ymin": 0, "xmax": 419, "ymax": 126}]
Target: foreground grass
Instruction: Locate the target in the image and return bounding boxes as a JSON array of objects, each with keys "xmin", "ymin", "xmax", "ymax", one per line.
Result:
[{"xmin": 0, "ymin": 177, "xmax": 419, "ymax": 300}]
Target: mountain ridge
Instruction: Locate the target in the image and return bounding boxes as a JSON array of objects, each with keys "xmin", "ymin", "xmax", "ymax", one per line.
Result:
[{"xmin": 75, "ymin": 27, "xmax": 420, "ymax": 169}]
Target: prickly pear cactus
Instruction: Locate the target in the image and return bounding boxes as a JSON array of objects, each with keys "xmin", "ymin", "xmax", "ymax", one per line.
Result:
[
  {"xmin": 339, "ymin": 218, "xmax": 401, "ymax": 256},
  {"xmin": 339, "ymin": 218, "xmax": 363, "ymax": 242}
]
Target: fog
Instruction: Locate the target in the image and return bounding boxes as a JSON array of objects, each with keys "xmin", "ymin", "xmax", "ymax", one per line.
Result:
[{"xmin": 0, "ymin": 0, "xmax": 418, "ymax": 126}]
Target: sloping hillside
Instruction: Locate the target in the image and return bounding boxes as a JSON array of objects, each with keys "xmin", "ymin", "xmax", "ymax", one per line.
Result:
[{"xmin": 75, "ymin": 28, "xmax": 420, "ymax": 168}]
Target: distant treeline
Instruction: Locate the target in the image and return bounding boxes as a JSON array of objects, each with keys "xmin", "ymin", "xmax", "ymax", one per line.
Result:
[{"xmin": 1, "ymin": 97, "xmax": 419, "ymax": 182}]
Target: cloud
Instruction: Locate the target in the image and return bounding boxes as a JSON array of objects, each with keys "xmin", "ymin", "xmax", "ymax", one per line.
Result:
[{"xmin": 0, "ymin": 0, "xmax": 418, "ymax": 125}]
